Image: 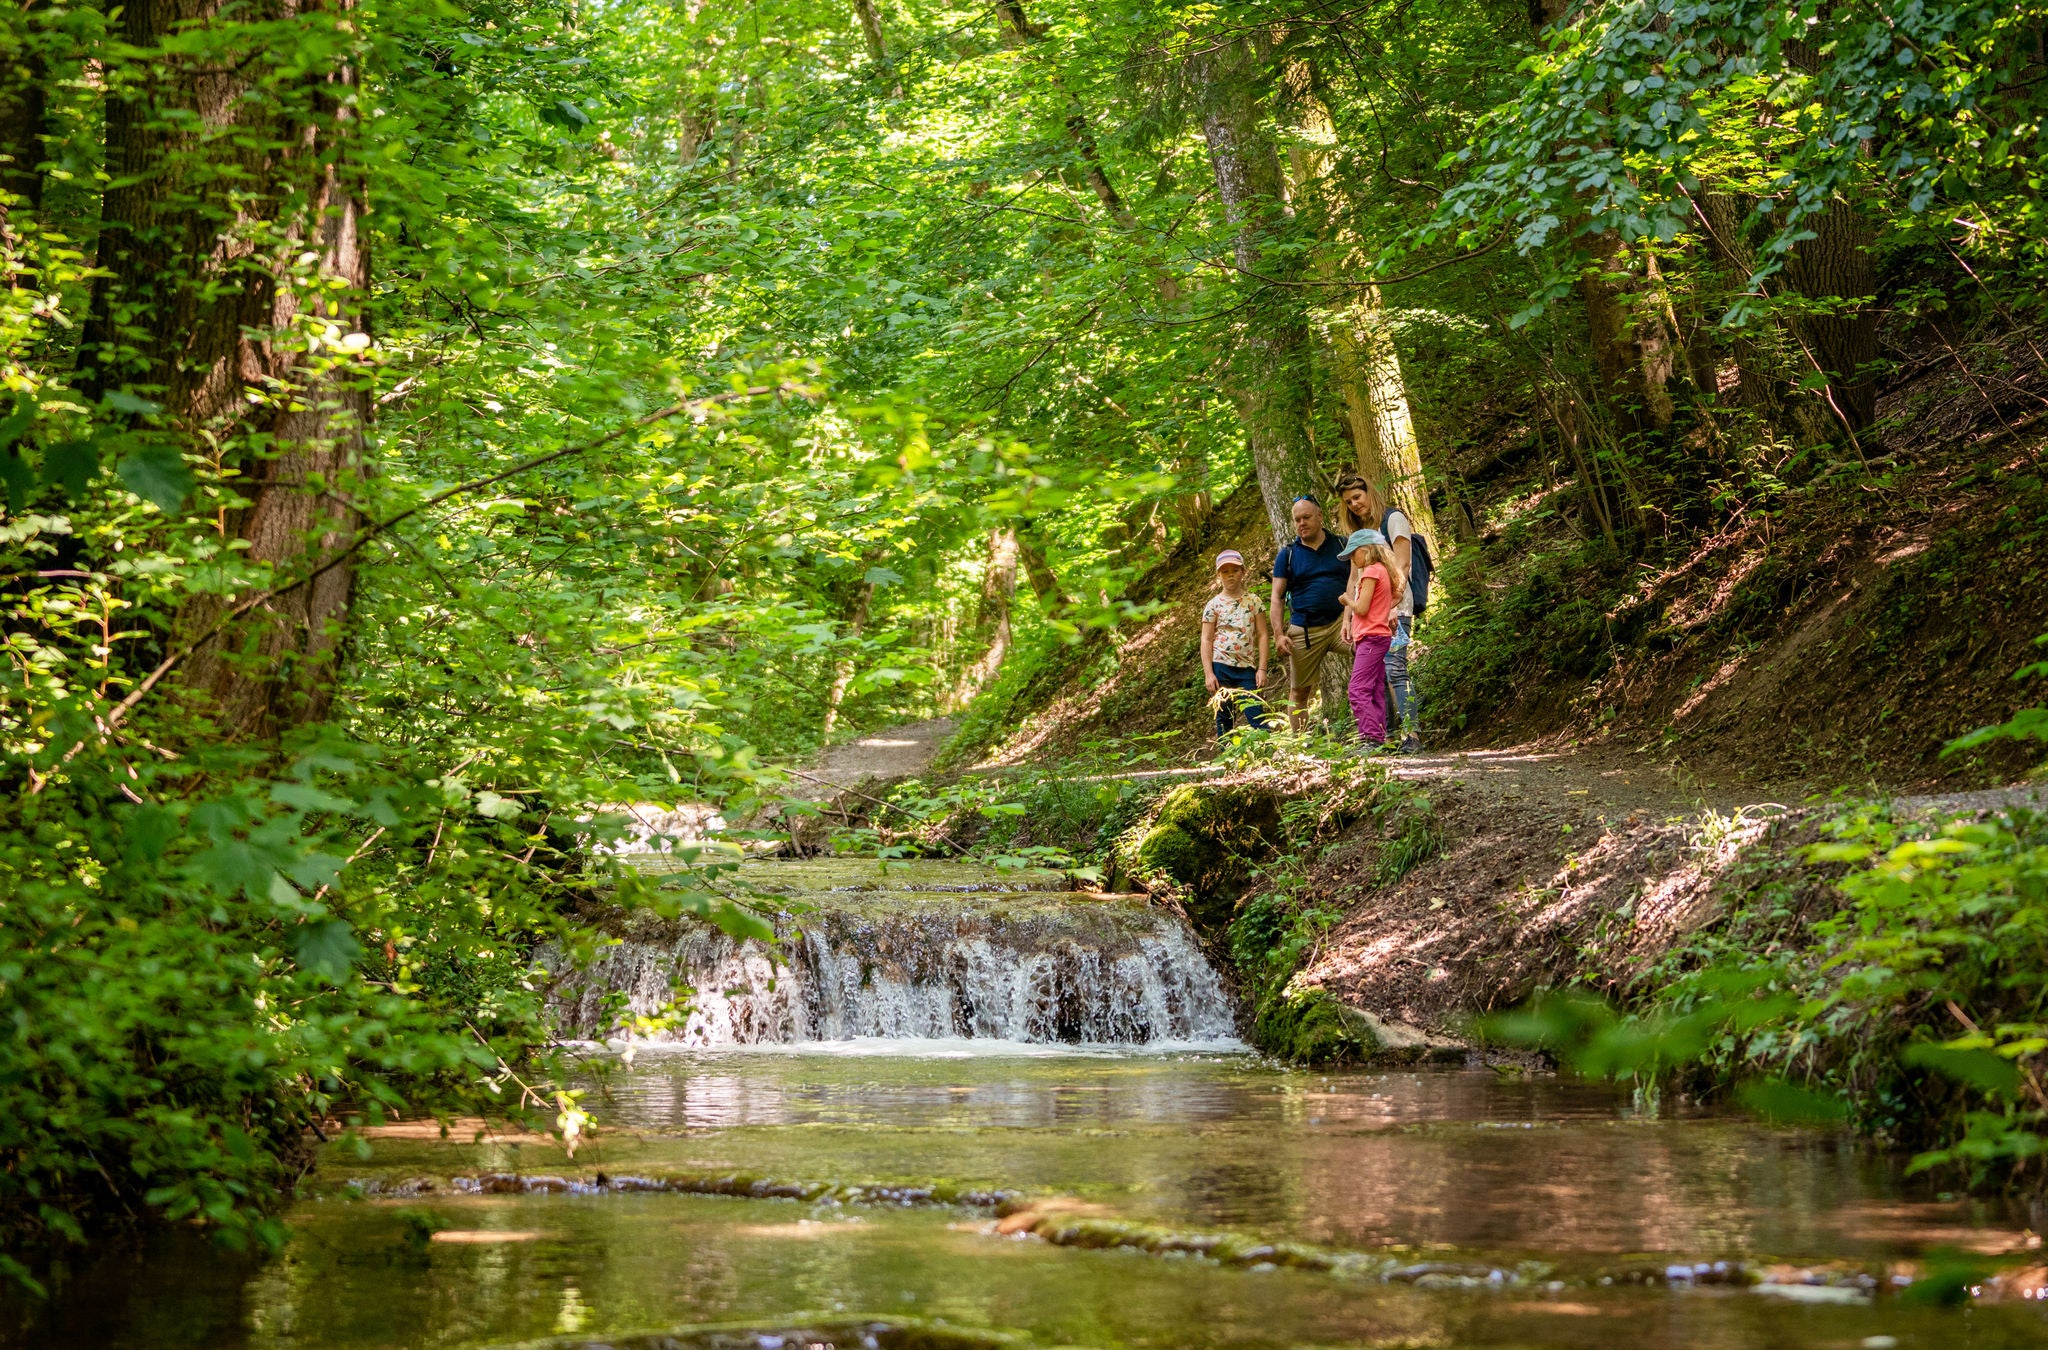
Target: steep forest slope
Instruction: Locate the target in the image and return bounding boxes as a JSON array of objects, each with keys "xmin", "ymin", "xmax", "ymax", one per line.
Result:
[{"xmin": 962, "ymin": 327, "xmax": 2048, "ymax": 792}]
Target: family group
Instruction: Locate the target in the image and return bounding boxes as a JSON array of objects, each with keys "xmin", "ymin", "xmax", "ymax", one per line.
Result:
[{"xmin": 1197, "ymin": 475, "xmax": 1430, "ymax": 753}]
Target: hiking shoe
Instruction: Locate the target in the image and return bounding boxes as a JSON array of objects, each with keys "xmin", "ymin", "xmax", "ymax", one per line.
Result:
[{"xmin": 1400, "ymin": 735, "xmax": 1423, "ymax": 755}]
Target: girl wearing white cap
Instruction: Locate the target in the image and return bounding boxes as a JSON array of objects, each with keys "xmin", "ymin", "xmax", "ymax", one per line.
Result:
[{"xmin": 1200, "ymin": 549, "xmax": 1273, "ymax": 737}]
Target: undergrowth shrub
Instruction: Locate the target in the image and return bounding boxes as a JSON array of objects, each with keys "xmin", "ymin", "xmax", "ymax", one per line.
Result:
[
  {"xmin": 831, "ymin": 763, "xmax": 1170, "ymax": 877},
  {"xmin": 1419, "ymin": 541, "xmax": 1626, "ymax": 734}
]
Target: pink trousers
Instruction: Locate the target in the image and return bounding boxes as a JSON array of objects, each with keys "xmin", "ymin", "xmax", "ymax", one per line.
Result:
[{"xmin": 1348, "ymin": 633, "xmax": 1392, "ymax": 743}]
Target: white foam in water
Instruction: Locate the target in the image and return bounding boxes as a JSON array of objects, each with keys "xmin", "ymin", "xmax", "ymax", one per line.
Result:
[
  {"xmin": 588, "ymin": 1037, "xmax": 1248, "ymax": 1059},
  {"xmin": 548, "ymin": 872, "xmax": 1240, "ymax": 1049}
]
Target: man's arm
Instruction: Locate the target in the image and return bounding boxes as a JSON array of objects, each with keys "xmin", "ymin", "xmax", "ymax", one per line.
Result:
[{"xmin": 1269, "ymin": 576, "xmax": 1290, "ymax": 654}]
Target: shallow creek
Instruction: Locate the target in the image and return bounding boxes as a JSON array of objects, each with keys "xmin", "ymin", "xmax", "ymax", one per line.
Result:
[{"xmin": 17, "ymin": 861, "xmax": 2048, "ymax": 1349}]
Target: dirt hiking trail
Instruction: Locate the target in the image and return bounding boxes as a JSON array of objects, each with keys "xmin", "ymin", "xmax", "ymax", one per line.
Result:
[{"xmin": 787, "ymin": 718, "xmax": 956, "ymax": 800}]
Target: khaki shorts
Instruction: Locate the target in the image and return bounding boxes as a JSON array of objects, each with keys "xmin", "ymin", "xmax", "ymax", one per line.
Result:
[{"xmin": 1287, "ymin": 620, "xmax": 1350, "ymax": 695}]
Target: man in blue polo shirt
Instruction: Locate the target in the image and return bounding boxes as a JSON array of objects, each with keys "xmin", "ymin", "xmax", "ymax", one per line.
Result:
[{"xmin": 1268, "ymin": 495, "xmax": 1351, "ymax": 732}]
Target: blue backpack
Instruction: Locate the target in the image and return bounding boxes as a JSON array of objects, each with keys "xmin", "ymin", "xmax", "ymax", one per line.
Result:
[{"xmin": 1384, "ymin": 510, "xmax": 1434, "ymax": 614}]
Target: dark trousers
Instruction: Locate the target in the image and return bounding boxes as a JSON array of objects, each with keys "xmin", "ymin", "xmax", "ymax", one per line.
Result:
[{"xmin": 1213, "ymin": 663, "xmax": 1273, "ymax": 735}]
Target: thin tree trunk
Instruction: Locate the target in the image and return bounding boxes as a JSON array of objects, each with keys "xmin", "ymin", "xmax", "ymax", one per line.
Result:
[
  {"xmin": 850, "ymin": 0, "xmax": 900, "ymax": 98},
  {"xmin": 822, "ymin": 582, "xmax": 872, "ymax": 738},
  {"xmin": 1191, "ymin": 43, "xmax": 1319, "ymax": 545},
  {"xmin": 0, "ymin": 4, "xmax": 47, "ymax": 251},
  {"xmin": 957, "ymin": 527, "xmax": 1018, "ymax": 705},
  {"xmin": 1016, "ymin": 524, "xmax": 1071, "ymax": 611}
]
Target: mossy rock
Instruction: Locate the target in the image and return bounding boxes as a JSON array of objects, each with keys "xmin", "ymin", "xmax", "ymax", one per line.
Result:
[
  {"xmin": 1117, "ymin": 782, "xmax": 1281, "ymax": 934},
  {"xmin": 1252, "ymin": 987, "xmax": 1466, "ymax": 1067}
]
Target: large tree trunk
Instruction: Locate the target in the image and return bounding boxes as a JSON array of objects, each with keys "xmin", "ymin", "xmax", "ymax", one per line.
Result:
[
  {"xmin": 1782, "ymin": 198, "xmax": 1878, "ymax": 436},
  {"xmin": 84, "ymin": 0, "xmax": 368, "ymax": 741},
  {"xmin": 1192, "ymin": 43, "xmax": 1319, "ymax": 545},
  {"xmin": 1278, "ymin": 59, "xmax": 1439, "ymax": 549},
  {"xmin": 1524, "ymin": 2, "xmax": 1674, "ymax": 443}
]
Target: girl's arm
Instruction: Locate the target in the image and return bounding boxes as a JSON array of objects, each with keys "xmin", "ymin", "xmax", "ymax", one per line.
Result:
[
  {"xmin": 1200, "ymin": 618, "xmax": 1219, "ymax": 691},
  {"xmin": 1344, "ymin": 573, "xmax": 1377, "ymax": 616},
  {"xmin": 1254, "ymin": 611, "xmax": 1270, "ymax": 682}
]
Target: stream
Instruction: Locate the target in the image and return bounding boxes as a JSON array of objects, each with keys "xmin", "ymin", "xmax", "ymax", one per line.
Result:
[{"xmin": 16, "ymin": 860, "xmax": 2048, "ymax": 1349}]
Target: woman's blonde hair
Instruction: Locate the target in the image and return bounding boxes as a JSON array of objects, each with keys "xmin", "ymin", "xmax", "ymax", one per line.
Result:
[{"xmin": 1335, "ymin": 475, "xmax": 1390, "ymax": 534}]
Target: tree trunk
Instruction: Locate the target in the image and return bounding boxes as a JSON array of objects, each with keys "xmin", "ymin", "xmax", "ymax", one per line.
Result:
[
  {"xmin": 1579, "ymin": 231, "xmax": 1676, "ymax": 438},
  {"xmin": 84, "ymin": 0, "xmax": 368, "ymax": 741},
  {"xmin": 957, "ymin": 527, "xmax": 1018, "ymax": 705},
  {"xmin": 1782, "ymin": 198, "xmax": 1878, "ymax": 435},
  {"xmin": 822, "ymin": 582, "xmax": 872, "ymax": 739},
  {"xmin": 850, "ymin": 0, "xmax": 900, "ymax": 97},
  {"xmin": 992, "ymin": 0, "xmax": 1044, "ymax": 47},
  {"xmin": 1016, "ymin": 524, "xmax": 1071, "ymax": 611},
  {"xmin": 1696, "ymin": 191, "xmax": 1789, "ymax": 422},
  {"xmin": 1192, "ymin": 44, "xmax": 1319, "ymax": 545},
  {"xmin": 1278, "ymin": 58, "xmax": 1440, "ymax": 549},
  {"xmin": 0, "ymin": 4, "xmax": 47, "ymax": 246},
  {"xmin": 79, "ymin": 1, "xmax": 285, "ymax": 419}
]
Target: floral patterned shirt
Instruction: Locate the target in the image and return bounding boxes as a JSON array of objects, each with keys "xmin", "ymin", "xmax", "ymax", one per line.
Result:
[{"xmin": 1202, "ymin": 592, "xmax": 1261, "ymax": 669}]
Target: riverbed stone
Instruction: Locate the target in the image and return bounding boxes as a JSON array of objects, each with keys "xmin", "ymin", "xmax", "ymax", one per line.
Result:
[{"xmin": 1253, "ymin": 986, "xmax": 1465, "ymax": 1065}]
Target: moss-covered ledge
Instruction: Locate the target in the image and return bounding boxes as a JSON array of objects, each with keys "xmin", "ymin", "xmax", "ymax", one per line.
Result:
[{"xmin": 1253, "ymin": 985, "xmax": 1467, "ymax": 1066}]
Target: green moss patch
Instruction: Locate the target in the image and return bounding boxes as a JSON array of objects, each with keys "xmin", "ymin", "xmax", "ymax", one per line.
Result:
[
  {"xmin": 1251, "ymin": 987, "xmax": 1465, "ymax": 1067},
  {"xmin": 1115, "ymin": 782, "xmax": 1283, "ymax": 934}
]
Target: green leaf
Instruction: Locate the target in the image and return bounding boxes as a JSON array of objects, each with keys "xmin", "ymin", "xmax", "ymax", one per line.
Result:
[
  {"xmin": 473, "ymin": 790, "xmax": 524, "ymax": 819},
  {"xmin": 270, "ymin": 782, "xmax": 357, "ymax": 813},
  {"xmin": 0, "ymin": 397, "xmax": 32, "ymax": 451},
  {"xmin": 293, "ymin": 918, "xmax": 361, "ymax": 981},
  {"xmin": 1734, "ymin": 1078, "xmax": 1850, "ymax": 1125},
  {"xmin": 42, "ymin": 439, "xmax": 100, "ymax": 499},
  {"xmin": 102, "ymin": 390, "xmax": 163, "ymax": 416},
  {"xmin": 0, "ymin": 447, "xmax": 34, "ymax": 511},
  {"xmin": 539, "ymin": 99, "xmax": 591, "ymax": 130},
  {"xmin": 1901, "ymin": 1041, "xmax": 2022, "ymax": 1097},
  {"xmin": 707, "ymin": 903, "xmax": 775, "ymax": 943},
  {"xmin": 119, "ymin": 804, "xmax": 183, "ymax": 862},
  {"xmin": 116, "ymin": 445, "xmax": 194, "ymax": 513}
]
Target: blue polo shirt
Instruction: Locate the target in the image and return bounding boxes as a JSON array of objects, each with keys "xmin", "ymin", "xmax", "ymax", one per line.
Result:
[{"xmin": 1272, "ymin": 530, "xmax": 1350, "ymax": 629}]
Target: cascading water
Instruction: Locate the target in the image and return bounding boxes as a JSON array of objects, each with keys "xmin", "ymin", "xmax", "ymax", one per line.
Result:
[{"xmin": 549, "ymin": 859, "xmax": 1237, "ymax": 1046}]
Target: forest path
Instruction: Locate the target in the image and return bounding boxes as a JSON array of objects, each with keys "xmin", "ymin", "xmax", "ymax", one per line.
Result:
[
  {"xmin": 786, "ymin": 717, "xmax": 957, "ymax": 801},
  {"xmin": 1386, "ymin": 742, "xmax": 1771, "ymax": 819},
  {"xmin": 1386, "ymin": 740, "xmax": 2048, "ymax": 822}
]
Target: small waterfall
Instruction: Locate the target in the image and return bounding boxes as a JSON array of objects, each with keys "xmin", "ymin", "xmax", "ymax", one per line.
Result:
[{"xmin": 549, "ymin": 862, "xmax": 1237, "ymax": 1047}]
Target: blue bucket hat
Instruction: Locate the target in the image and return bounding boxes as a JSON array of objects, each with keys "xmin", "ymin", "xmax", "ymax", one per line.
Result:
[{"xmin": 1337, "ymin": 528, "xmax": 1386, "ymax": 558}]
